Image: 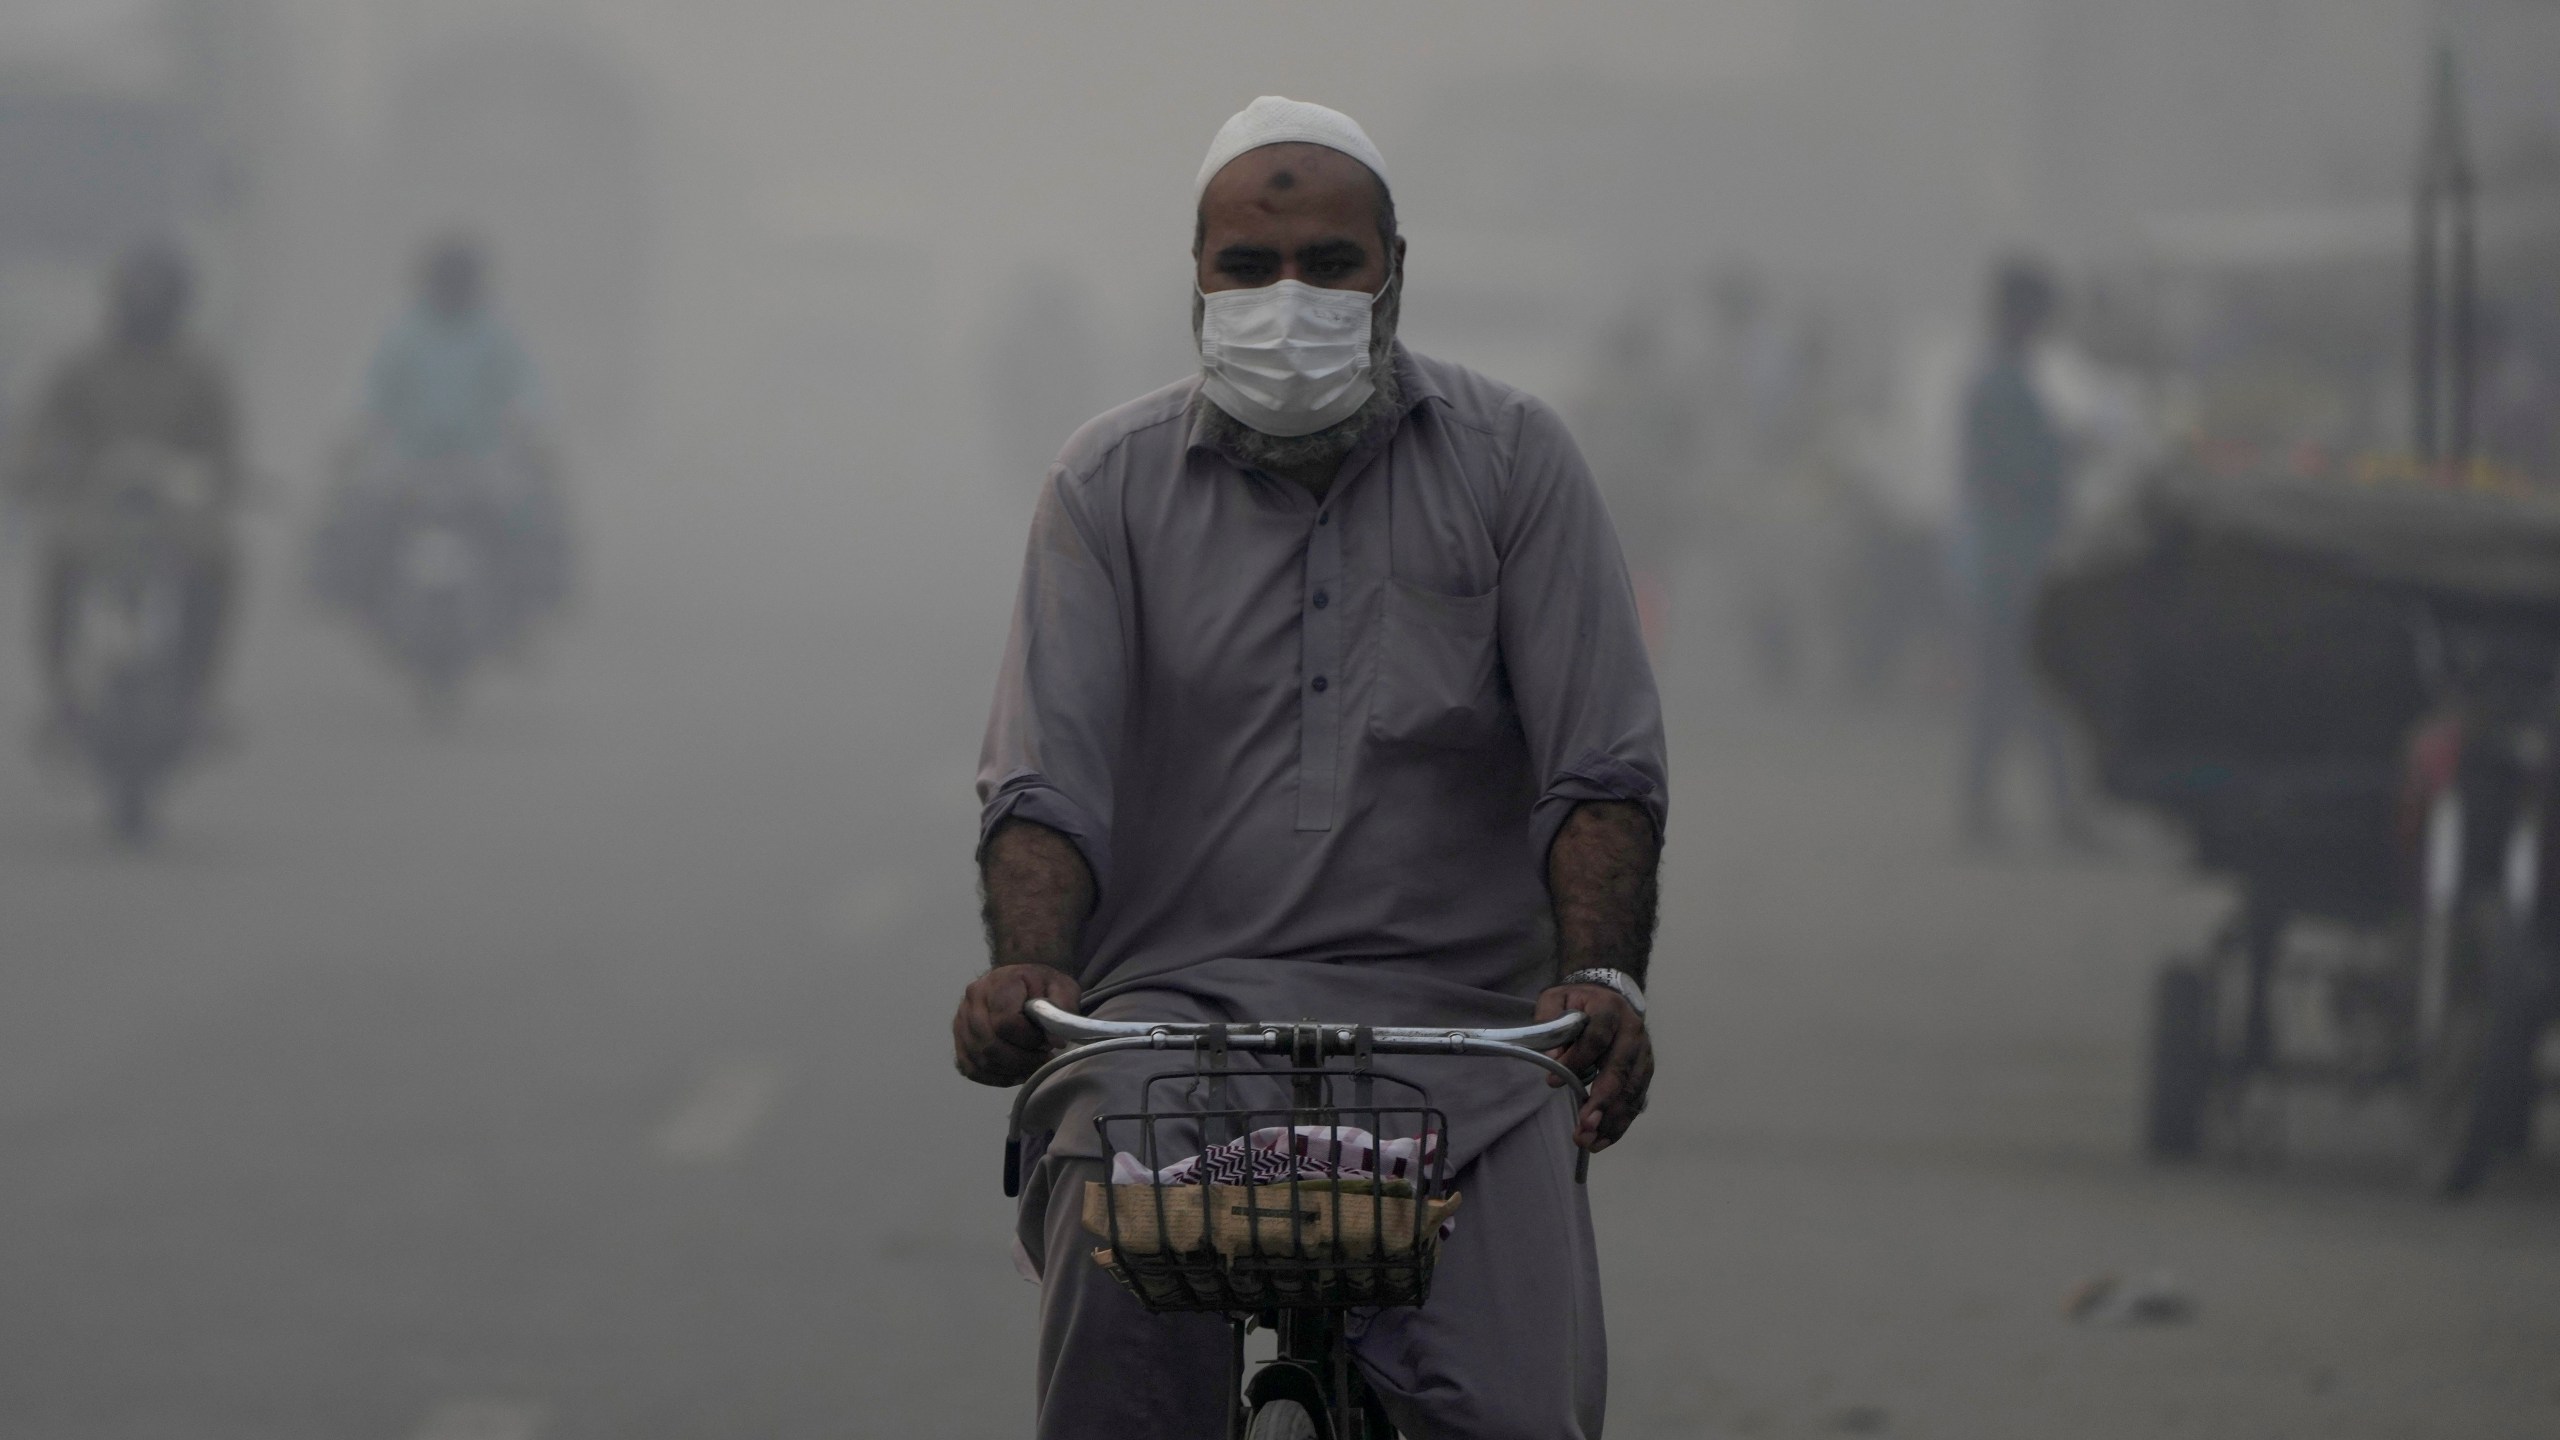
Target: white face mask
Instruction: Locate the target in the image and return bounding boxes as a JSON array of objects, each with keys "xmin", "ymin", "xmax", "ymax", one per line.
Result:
[{"xmin": 1196, "ymin": 278, "xmax": 1381, "ymax": 438}]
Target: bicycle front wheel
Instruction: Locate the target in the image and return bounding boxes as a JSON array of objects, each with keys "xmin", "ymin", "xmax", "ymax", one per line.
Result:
[{"xmin": 1246, "ymin": 1398, "xmax": 1320, "ymax": 1440}]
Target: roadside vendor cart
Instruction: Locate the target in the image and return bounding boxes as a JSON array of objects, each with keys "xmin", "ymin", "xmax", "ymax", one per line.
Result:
[
  {"xmin": 2039, "ymin": 46, "xmax": 2560, "ymax": 1195},
  {"xmin": 2037, "ymin": 453, "xmax": 2560, "ymax": 1193}
]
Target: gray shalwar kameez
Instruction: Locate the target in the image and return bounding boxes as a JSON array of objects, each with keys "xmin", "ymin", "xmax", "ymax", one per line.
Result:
[{"xmin": 980, "ymin": 345, "xmax": 1667, "ymax": 1440}]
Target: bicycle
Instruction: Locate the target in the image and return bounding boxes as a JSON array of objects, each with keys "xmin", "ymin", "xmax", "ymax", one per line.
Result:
[{"xmin": 1003, "ymin": 998, "xmax": 1589, "ymax": 1440}]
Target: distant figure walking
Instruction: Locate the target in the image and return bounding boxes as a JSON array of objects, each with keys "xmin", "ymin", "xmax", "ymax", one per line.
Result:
[
  {"xmin": 1957, "ymin": 257, "xmax": 2087, "ymax": 847},
  {"xmin": 1576, "ymin": 311, "xmax": 1696, "ymax": 656}
]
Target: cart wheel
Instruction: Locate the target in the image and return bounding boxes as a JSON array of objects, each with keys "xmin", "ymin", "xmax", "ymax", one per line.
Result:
[
  {"xmin": 2415, "ymin": 895, "xmax": 2542, "ymax": 1198},
  {"xmin": 1246, "ymin": 1398, "xmax": 1321, "ymax": 1440},
  {"xmin": 2145, "ymin": 961, "xmax": 2215, "ymax": 1159}
]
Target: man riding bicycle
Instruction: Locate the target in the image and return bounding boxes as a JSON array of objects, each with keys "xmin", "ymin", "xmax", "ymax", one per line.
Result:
[{"xmin": 952, "ymin": 98, "xmax": 1667, "ymax": 1438}]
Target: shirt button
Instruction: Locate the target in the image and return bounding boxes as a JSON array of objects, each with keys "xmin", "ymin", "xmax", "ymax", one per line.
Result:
[
  {"xmin": 1311, "ymin": 676, "xmax": 1329, "ymax": 693},
  {"xmin": 1318, "ymin": 511, "xmax": 1331, "ymax": 526},
  {"xmin": 1312, "ymin": 590, "xmax": 1330, "ymax": 610}
]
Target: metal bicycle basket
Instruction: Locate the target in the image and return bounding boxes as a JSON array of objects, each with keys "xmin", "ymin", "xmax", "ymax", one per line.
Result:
[{"xmin": 1087, "ymin": 1065, "xmax": 1453, "ymax": 1314}]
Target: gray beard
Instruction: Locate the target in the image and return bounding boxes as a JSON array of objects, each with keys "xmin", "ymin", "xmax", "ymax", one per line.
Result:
[{"xmin": 1191, "ymin": 282, "xmax": 1403, "ymax": 475}]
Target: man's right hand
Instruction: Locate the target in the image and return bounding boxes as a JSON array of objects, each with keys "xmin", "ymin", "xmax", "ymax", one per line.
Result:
[{"xmin": 952, "ymin": 963, "xmax": 1085, "ymax": 1087}]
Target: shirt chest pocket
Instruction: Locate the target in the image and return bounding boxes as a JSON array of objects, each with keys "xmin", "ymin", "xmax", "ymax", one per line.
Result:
[{"xmin": 1370, "ymin": 579, "xmax": 1508, "ymax": 750}]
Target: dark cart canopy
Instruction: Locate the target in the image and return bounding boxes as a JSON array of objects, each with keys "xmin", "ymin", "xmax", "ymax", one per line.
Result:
[
  {"xmin": 2129, "ymin": 462, "xmax": 2560, "ymax": 609},
  {"xmin": 2034, "ymin": 458, "xmax": 2560, "ymax": 914}
]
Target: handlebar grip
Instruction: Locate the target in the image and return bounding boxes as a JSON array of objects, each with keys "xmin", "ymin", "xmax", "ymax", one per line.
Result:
[
  {"xmin": 1522, "ymin": 1011, "xmax": 1587, "ymax": 1052},
  {"xmin": 1025, "ymin": 996, "xmax": 1117, "ymax": 1045},
  {"xmin": 1023, "ymin": 996, "xmax": 1593, "ymax": 1052}
]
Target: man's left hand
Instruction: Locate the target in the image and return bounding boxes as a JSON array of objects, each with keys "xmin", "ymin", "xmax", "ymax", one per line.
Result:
[{"xmin": 1534, "ymin": 983, "xmax": 1653, "ymax": 1152}]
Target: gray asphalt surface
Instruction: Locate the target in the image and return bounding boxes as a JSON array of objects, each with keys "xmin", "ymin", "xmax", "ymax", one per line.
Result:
[{"xmin": 3, "ymin": 510, "xmax": 2557, "ymax": 1439}]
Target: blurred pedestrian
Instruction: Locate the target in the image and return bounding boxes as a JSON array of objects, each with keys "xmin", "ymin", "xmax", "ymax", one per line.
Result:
[
  {"xmin": 1956, "ymin": 256, "xmax": 2089, "ymax": 847},
  {"xmin": 1576, "ymin": 310, "xmax": 1697, "ymax": 654},
  {"xmin": 9, "ymin": 241, "xmax": 243, "ymax": 740},
  {"xmin": 1695, "ymin": 262, "xmax": 1821, "ymax": 690},
  {"xmin": 979, "ymin": 264, "xmax": 1112, "ymax": 506}
]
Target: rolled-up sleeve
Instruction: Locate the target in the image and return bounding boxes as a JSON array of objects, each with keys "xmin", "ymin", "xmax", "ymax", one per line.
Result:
[
  {"xmin": 1492, "ymin": 396, "xmax": 1670, "ymax": 869},
  {"xmin": 977, "ymin": 466, "xmax": 1127, "ymax": 894}
]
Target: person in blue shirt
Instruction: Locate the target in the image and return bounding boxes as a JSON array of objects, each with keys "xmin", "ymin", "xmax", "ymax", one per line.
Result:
[
  {"xmin": 318, "ymin": 236, "xmax": 569, "ymax": 617},
  {"xmin": 367, "ymin": 237, "xmax": 538, "ymax": 462},
  {"xmin": 1958, "ymin": 257, "xmax": 2089, "ymax": 847}
]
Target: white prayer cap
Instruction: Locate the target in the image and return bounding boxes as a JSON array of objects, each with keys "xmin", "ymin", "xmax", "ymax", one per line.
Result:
[{"xmin": 1194, "ymin": 96, "xmax": 1389, "ymax": 202}]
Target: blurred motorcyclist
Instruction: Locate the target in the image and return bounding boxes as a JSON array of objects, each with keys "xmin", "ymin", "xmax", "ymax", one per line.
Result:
[
  {"xmin": 319, "ymin": 235, "xmax": 566, "ymax": 615},
  {"xmin": 368, "ymin": 236, "xmax": 536, "ymax": 463},
  {"xmin": 9, "ymin": 241, "xmax": 242, "ymax": 739}
]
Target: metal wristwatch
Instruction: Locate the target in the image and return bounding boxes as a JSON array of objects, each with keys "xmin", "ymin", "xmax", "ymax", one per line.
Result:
[{"xmin": 1560, "ymin": 967, "xmax": 1647, "ymax": 1018}]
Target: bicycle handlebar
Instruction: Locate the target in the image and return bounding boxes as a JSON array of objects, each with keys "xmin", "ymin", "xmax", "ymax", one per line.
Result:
[
  {"xmin": 1023, "ymin": 997, "xmax": 1587, "ymax": 1054},
  {"xmin": 1002, "ymin": 1000, "xmax": 1595, "ymax": 1196}
]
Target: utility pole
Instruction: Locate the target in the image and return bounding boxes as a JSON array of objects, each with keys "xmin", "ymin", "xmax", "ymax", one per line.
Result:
[{"xmin": 2411, "ymin": 36, "xmax": 2478, "ymax": 475}]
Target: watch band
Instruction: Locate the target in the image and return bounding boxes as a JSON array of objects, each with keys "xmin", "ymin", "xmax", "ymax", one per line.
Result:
[{"xmin": 1560, "ymin": 967, "xmax": 1647, "ymax": 1017}]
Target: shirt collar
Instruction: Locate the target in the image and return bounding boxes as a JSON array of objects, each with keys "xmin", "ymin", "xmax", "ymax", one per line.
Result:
[{"xmin": 1184, "ymin": 341, "xmax": 1441, "ymax": 466}]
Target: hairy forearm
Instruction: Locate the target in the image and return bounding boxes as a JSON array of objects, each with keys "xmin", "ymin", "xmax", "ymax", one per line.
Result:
[
  {"xmin": 979, "ymin": 818, "xmax": 1095, "ymax": 971},
  {"xmin": 1547, "ymin": 800, "xmax": 1661, "ymax": 984}
]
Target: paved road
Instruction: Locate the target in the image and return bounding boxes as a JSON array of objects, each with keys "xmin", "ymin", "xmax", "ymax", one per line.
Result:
[{"xmin": 3, "ymin": 512, "xmax": 2556, "ymax": 1439}]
